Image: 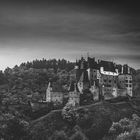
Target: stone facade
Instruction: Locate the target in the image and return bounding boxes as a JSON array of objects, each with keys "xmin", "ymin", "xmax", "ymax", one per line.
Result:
[
  {"xmin": 72, "ymin": 57, "xmax": 134, "ymax": 101},
  {"xmin": 118, "ymin": 74, "xmax": 133, "ymax": 96},
  {"xmin": 46, "ymin": 82, "xmax": 64, "ymax": 104},
  {"xmin": 68, "ymin": 82, "xmax": 80, "ymax": 106}
]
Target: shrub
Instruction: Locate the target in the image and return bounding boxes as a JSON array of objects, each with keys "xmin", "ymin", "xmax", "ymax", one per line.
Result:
[
  {"xmin": 49, "ymin": 131, "xmax": 68, "ymax": 140},
  {"xmin": 61, "ymin": 103, "xmax": 79, "ymax": 125},
  {"xmin": 0, "ymin": 112, "xmax": 29, "ymax": 140},
  {"xmin": 70, "ymin": 131, "xmax": 88, "ymax": 140},
  {"xmin": 105, "ymin": 114, "xmax": 140, "ymax": 140}
]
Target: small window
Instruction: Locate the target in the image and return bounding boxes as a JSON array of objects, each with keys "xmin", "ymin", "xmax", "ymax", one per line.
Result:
[
  {"xmin": 129, "ymin": 80, "xmax": 132, "ymax": 83},
  {"xmin": 109, "ymin": 80, "xmax": 111, "ymax": 83},
  {"xmin": 104, "ymin": 79, "xmax": 107, "ymax": 83},
  {"xmin": 125, "ymin": 80, "xmax": 128, "ymax": 83},
  {"xmin": 129, "ymin": 85, "xmax": 132, "ymax": 88},
  {"xmin": 125, "ymin": 84, "xmax": 128, "ymax": 87}
]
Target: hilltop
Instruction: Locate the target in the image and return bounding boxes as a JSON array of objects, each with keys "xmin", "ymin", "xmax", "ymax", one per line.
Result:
[
  {"xmin": 29, "ymin": 99, "xmax": 140, "ymax": 140},
  {"xmin": 0, "ymin": 58, "xmax": 140, "ymax": 140}
]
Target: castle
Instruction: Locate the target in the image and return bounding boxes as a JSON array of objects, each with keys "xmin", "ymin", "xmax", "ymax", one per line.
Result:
[{"xmin": 46, "ymin": 57, "xmax": 133, "ymax": 106}]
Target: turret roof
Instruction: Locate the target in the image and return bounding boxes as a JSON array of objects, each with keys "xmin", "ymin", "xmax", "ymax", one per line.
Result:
[
  {"xmin": 69, "ymin": 81, "xmax": 79, "ymax": 92},
  {"xmin": 79, "ymin": 70, "xmax": 89, "ymax": 82},
  {"xmin": 99, "ymin": 60, "xmax": 116, "ymax": 72}
]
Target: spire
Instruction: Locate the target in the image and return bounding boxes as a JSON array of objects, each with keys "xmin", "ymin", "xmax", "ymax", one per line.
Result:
[
  {"xmin": 128, "ymin": 66, "xmax": 130, "ymax": 74},
  {"xmin": 69, "ymin": 81, "xmax": 79, "ymax": 92},
  {"xmin": 46, "ymin": 81, "xmax": 52, "ymax": 102},
  {"xmin": 121, "ymin": 65, "xmax": 124, "ymax": 74},
  {"xmin": 79, "ymin": 71, "xmax": 89, "ymax": 82}
]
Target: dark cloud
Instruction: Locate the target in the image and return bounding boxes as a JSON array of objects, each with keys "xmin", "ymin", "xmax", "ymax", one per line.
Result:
[{"xmin": 0, "ymin": 0, "xmax": 140, "ymax": 70}]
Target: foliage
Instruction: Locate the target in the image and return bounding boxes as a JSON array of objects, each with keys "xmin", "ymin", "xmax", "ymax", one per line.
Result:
[
  {"xmin": 104, "ymin": 114, "xmax": 140, "ymax": 140},
  {"xmin": 80, "ymin": 91, "xmax": 93, "ymax": 106},
  {"xmin": 70, "ymin": 130, "xmax": 88, "ymax": 140},
  {"xmin": 62, "ymin": 103, "xmax": 79, "ymax": 125},
  {"xmin": 0, "ymin": 111, "xmax": 29, "ymax": 140},
  {"xmin": 49, "ymin": 130, "xmax": 68, "ymax": 140},
  {"xmin": 20, "ymin": 58, "xmax": 74, "ymax": 72},
  {"xmin": 0, "ymin": 70, "xmax": 8, "ymax": 85},
  {"xmin": 0, "ymin": 58, "xmax": 75, "ymax": 107}
]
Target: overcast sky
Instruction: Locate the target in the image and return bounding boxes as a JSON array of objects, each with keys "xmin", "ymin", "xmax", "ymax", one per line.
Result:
[{"xmin": 0, "ymin": 0, "xmax": 140, "ymax": 70}]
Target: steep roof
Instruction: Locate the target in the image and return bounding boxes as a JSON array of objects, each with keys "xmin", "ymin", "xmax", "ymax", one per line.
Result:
[
  {"xmin": 87, "ymin": 57, "xmax": 99, "ymax": 69},
  {"xmin": 99, "ymin": 60, "xmax": 116, "ymax": 72},
  {"xmin": 76, "ymin": 69, "xmax": 84, "ymax": 82},
  {"xmin": 77, "ymin": 57, "xmax": 88, "ymax": 70},
  {"xmin": 69, "ymin": 81, "xmax": 79, "ymax": 92},
  {"xmin": 79, "ymin": 70, "xmax": 89, "ymax": 82},
  {"xmin": 47, "ymin": 81, "xmax": 64, "ymax": 92}
]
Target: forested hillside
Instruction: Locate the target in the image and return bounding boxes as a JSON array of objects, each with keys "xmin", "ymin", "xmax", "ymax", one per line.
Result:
[
  {"xmin": 0, "ymin": 59, "xmax": 140, "ymax": 140},
  {"xmin": 0, "ymin": 58, "xmax": 74, "ymax": 103}
]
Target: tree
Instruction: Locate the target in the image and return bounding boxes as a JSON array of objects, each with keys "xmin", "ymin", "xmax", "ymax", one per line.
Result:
[
  {"xmin": 70, "ymin": 131, "xmax": 88, "ymax": 140},
  {"xmin": 62, "ymin": 103, "xmax": 79, "ymax": 125},
  {"xmin": 103, "ymin": 114, "xmax": 140, "ymax": 140},
  {"xmin": 80, "ymin": 91, "xmax": 93, "ymax": 106},
  {"xmin": 50, "ymin": 131, "xmax": 68, "ymax": 140},
  {"xmin": 0, "ymin": 112, "xmax": 29, "ymax": 140}
]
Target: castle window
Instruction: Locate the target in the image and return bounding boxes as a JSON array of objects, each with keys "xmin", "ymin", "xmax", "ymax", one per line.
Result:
[
  {"xmin": 125, "ymin": 84, "xmax": 128, "ymax": 87},
  {"xmin": 125, "ymin": 80, "xmax": 128, "ymax": 83}
]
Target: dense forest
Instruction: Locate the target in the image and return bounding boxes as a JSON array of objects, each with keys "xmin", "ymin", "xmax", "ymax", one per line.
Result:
[
  {"xmin": 0, "ymin": 58, "xmax": 75, "ymax": 140},
  {"xmin": 0, "ymin": 58, "xmax": 75, "ymax": 104},
  {"xmin": 20, "ymin": 58, "xmax": 74, "ymax": 71},
  {"xmin": 0, "ymin": 58, "xmax": 140, "ymax": 140}
]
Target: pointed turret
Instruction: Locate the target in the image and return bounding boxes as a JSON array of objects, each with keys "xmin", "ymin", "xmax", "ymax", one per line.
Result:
[
  {"xmin": 46, "ymin": 81, "xmax": 52, "ymax": 102},
  {"xmin": 79, "ymin": 70, "xmax": 89, "ymax": 82},
  {"xmin": 69, "ymin": 81, "xmax": 79, "ymax": 92},
  {"xmin": 69, "ymin": 81, "xmax": 80, "ymax": 106},
  {"xmin": 77, "ymin": 70, "xmax": 90, "ymax": 93}
]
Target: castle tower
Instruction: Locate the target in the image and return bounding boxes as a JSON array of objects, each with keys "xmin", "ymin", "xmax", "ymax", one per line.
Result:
[
  {"xmin": 118, "ymin": 65, "xmax": 133, "ymax": 97},
  {"xmin": 68, "ymin": 82, "xmax": 80, "ymax": 106},
  {"xmin": 46, "ymin": 82, "xmax": 52, "ymax": 102},
  {"xmin": 77, "ymin": 70, "xmax": 90, "ymax": 93}
]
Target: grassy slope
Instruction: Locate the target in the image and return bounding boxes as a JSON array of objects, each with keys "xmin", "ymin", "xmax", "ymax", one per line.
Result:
[{"xmin": 29, "ymin": 100, "xmax": 140, "ymax": 140}]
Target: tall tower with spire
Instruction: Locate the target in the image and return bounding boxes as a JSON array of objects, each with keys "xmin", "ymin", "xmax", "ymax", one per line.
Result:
[
  {"xmin": 68, "ymin": 81, "xmax": 80, "ymax": 106},
  {"xmin": 46, "ymin": 82, "xmax": 52, "ymax": 102}
]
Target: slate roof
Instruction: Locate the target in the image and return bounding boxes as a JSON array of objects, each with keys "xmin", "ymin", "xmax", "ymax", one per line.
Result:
[
  {"xmin": 79, "ymin": 70, "xmax": 89, "ymax": 82},
  {"xmin": 48, "ymin": 81, "xmax": 64, "ymax": 92},
  {"xmin": 76, "ymin": 69, "xmax": 84, "ymax": 82},
  {"xmin": 99, "ymin": 60, "xmax": 116, "ymax": 72},
  {"xmin": 69, "ymin": 81, "xmax": 79, "ymax": 92},
  {"xmin": 87, "ymin": 57, "xmax": 99, "ymax": 69}
]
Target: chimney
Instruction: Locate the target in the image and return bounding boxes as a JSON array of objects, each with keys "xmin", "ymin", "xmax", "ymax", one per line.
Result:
[
  {"xmin": 128, "ymin": 66, "xmax": 130, "ymax": 74},
  {"xmin": 121, "ymin": 65, "xmax": 123, "ymax": 74}
]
